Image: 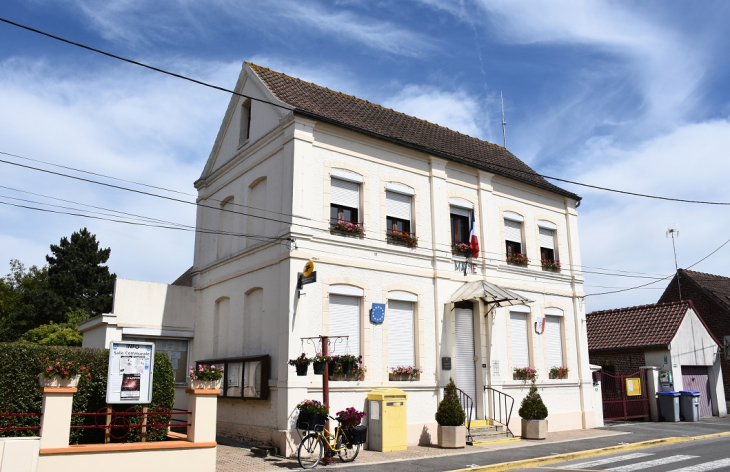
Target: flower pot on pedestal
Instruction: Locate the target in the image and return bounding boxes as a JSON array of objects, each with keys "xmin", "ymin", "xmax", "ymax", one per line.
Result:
[
  {"xmin": 187, "ymin": 378, "xmax": 222, "ymax": 390},
  {"xmin": 38, "ymin": 374, "xmax": 80, "ymax": 388}
]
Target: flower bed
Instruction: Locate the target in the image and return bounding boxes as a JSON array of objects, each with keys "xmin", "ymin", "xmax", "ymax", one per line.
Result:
[
  {"xmin": 387, "ymin": 230, "xmax": 418, "ymax": 248},
  {"xmin": 506, "ymin": 253, "xmax": 529, "ymax": 266}
]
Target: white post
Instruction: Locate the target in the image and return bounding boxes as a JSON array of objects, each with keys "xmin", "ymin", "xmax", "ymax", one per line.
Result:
[
  {"xmin": 39, "ymin": 387, "xmax": 76, "ymax": 449},
  {"xmin": 186, "ymin": 389, "xmax": 219, "ymax": 443},
  {"xmin": 641, "ymin": 366, "xmax": 660, "ymax": 422}
]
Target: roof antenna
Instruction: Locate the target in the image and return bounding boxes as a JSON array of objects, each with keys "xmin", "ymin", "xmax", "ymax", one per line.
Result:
[
  {"xmin": 666, "ymin": 224, "xmax": 682, "ymax": 300},
  {"xmin": 501, "ymin": 91, "xmax": 507, "ymax": 149}
]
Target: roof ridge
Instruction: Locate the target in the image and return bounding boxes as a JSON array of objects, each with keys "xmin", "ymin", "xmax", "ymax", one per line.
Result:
[
  {"xmin": 246, "ymin": 62, "xmax": 506, "ymax": 150},
  {"xmin": 683, "ymin": 269, "xmax": 730, "ymax": 281}
]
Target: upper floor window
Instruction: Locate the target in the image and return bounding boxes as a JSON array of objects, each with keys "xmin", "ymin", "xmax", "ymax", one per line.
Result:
[
  {"xmin": 504, "ymin": 212, "xmax": 526, "ymax": 266},
  {"xmin": 330, "ymin": 170, "xmax": 364, "ymax": 236},
  {"xmin": 385, "ymin": 183, "xmax": 415, "ymax": 247},
  {"xmin": 538, "ymin": 221, "xmax": 560, "ymax": 272},
  {"xmin": 450, "ymin": 202, "xmax": 471, "ymax": 248},
  {"xmin": 239, "ymin": 99, "xmax": 251, "ymax": 146}
]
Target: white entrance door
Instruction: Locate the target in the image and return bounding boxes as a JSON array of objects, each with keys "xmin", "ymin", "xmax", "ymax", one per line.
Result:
[{"xmin": 455, "ymin": 307, "xmax": 477, "ymax": 402}]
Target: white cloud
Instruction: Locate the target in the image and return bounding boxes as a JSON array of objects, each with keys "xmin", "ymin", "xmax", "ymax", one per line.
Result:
[{"xmin": 0, "ymin": 57, "xmax": 240, "ymax": 283}]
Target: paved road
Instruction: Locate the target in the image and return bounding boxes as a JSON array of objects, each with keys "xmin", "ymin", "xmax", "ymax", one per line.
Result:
[
  {"xmin": 338, "ymin": 419, "xmax": 730, "ymax": 472},
  {"xmin": 515, "ymin": 435, "xmax": 730, "ymax": 471}
]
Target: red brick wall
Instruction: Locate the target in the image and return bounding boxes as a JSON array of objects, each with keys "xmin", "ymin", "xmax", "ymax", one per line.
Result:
[
  {"xmin": 589, "ymin": 351, "xmax": 646, "ymax": 377},
  {"xmin": 659, "ymin": 272, "xmax": 730, "ymax": 399}
]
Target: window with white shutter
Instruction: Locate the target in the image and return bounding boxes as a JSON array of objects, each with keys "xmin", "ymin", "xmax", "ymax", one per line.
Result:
[
  {"xmin": 504, "ymin": 219, "xmax": 524, "ymax": 259},
  {"xmin": 387, "ymin": 300, "xmax": 415, "ymax": 368},
  {"xmin": 539, "ymin": 227, "xmax": 556, "ymax": 262},
  {"xmin": 330, "ymin": 178, "xmax": 360, "ymax": 226},
  {"xmin": 328, "ymin": 294, "xmax": 360, "ymax": 357},
  {"xmin": 545, "ymin": 315, "xmax": 563, "ymax": 368},
  {"xmin": 386, "ymin": 191, "xmax": 412, "ymax": 235},
  {"xmin": 509, "ymin": 312, "xmax": 529, "ymax": 368}
]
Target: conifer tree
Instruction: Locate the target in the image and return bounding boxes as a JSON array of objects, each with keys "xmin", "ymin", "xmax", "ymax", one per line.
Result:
[{"xmin": 435, "ymin": 378, "xmax": 466, "ymax": 426}]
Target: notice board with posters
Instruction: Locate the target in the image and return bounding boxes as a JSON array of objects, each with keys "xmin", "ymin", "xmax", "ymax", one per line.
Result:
[{"xmin": 106, "ymin": 341, "xmax": 155, "ymax": 404}]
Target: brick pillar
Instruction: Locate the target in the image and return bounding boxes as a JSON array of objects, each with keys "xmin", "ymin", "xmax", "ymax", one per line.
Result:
[
  {"xmin": 186, "ymin": 389, "xmax": 219, "ymax": 443},
  {"xmin": 39, "ymin": 387, "xmax": 76, "ymax": 449}
]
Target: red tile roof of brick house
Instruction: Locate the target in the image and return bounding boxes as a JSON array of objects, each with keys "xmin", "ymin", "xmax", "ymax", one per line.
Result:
[
  {"xmin": 586, "ymin": 300, "xmax": 719, "ymax": 351},
  {"xmin": 247, "ymin": 63, "xmax": 580, "ymax": 201},
  {"xmin": 666, "ymin": 270, "xmax": 730, "ymax": 313}
]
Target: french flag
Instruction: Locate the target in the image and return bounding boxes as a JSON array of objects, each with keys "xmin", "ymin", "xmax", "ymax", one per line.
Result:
[{"xmin": 469, "ymin": 211, "xmax": 479, "ymax": 258}]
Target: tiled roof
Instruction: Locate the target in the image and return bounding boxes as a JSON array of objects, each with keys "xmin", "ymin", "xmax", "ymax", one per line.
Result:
[
  {"xmin": 586, "ymin": 301, "xmax": 695, "ymax": 351},
  {"xmin": 171, "ymin": 266, "xmax": 193, "ymax": 287},
  {"xmin": 682, "ymin": 269, "xmax": 730, "ymax": 313},
  {"xmin": 247, "ymin": 63, "xmax": 580, "ymax": 201}
]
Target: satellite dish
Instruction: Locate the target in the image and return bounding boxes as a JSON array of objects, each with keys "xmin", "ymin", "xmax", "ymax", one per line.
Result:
[{"xmin": 666, "ymin": 224, "xmax": 679, "ymax": 238}]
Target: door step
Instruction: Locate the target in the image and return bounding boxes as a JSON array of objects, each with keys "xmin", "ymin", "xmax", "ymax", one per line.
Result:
[{"xmin": 466, "ymin": 422, "xmax": 514, "ymax": 446}]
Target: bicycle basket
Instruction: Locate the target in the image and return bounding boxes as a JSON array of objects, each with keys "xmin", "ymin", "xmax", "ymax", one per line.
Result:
[
  {"xmin": 296, "ymin": 412, "xmax": 327, "ymax": 431},
  {"xmin": 347, "ymin": 425, "xmax": 367, "ymax": 445}
]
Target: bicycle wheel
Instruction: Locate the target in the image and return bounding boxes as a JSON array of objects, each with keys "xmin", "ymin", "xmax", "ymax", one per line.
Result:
[
  {"xmin": 336, "ymin": 430, "xmax": 360, "ymax": 463},
  {"xmin": 298, "ymin": 432, "xmax": 324, "ymax": 469}
]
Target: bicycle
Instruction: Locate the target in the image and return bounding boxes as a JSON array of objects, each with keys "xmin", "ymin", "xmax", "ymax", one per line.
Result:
[{"xmin": 297, "ymin": 415, "xmax": 361, "ymax": 469}]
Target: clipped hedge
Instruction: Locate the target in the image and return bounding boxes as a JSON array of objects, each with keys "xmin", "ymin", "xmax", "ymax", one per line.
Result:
[{"xmin": 0, "ymin": 343, "xmax": 175, "ymax": 444}]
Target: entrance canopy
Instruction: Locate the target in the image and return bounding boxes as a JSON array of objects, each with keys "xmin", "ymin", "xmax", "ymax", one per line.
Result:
[{"xmin": 447, "ymin": 280, "xmax": 532, "ymax": 307}]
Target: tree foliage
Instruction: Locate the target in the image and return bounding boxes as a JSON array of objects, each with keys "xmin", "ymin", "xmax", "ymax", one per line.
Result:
[
  {"xmin": 518, "ymin": 380, "xmax": 549, "ymax": 420},
  {"xmin": 46, "ymin": 228, "xmax": 116, "ymax": 317},
  {"xmin": 435, "ymin": 377, "xmax": 466, "ymax": 426}
]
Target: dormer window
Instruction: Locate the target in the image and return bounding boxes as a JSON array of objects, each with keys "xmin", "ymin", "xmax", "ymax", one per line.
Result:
[{"xmin": 239, "ymin": 99, "xmax": 251, "ymax": 146}]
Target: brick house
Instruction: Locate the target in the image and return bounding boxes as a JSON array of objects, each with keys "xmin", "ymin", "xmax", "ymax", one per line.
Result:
[
  {"xmin": 658, "ymin": 269, "xmax": 730, "ymax": 405},
  {"xmin": 587, "ymin": 300, "xmax": 726, "ymax": 418}
]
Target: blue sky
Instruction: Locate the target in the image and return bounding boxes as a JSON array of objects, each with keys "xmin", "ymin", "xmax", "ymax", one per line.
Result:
[{"xmin": 1, "ymin": 0, "xmax": 730, "ymax": 311}]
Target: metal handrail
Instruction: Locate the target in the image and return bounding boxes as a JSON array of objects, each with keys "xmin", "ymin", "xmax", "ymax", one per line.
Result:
[
  {"xmin": 485, "ymin": 387, "xmax": 514, "ymax": 437},
  {"xmin": 454, "ymin": 387, "xmax": 474, "ymax": 443}
]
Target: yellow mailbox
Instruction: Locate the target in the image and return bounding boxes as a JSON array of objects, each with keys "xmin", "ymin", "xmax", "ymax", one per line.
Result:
[{"xmin": 367, "ymin": 388, "xmax": 408, "ymax": 451}]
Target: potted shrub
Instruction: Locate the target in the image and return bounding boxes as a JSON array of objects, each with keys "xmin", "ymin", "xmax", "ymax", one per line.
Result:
[
  {"xmin": 519, "ymin": 378, "xmax": 548, "ymax": 439},
  {"xmin": 513, "ymin": 366, "xmax": 537, "ymax": 382},
  {"xmin": 188, "ymin": 364, "xmax": 224, "ymax": 389},
  {"xmin": 38, "ymin": 357, "xmax": 89, "ymax": 388},
  {"xmin": 389, "ymin": 365, "xmax": 422, "ymax": 381},
  {"xmin": 336, "ymin": 407, "xmax": 366, "ymax": 428},
  {"xmin": 295, "ymin": 400, "xmax": 329, "ymax": 431},
  {"xmin": 289, "ymin": 353, "xmax": 311, "ymax": 376},
  {"xmin": 435, "ymin": 378, "xmax": 466, "ymax": 448},
  {"xmin": 549, "ymin": 366, "xmax": 569, "ymax": 380},
  {"xmin": 312, "ymin": 353, "xmax": 329, "ymax": 375}
]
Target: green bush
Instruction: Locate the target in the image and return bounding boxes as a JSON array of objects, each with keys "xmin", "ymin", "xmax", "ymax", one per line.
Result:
[
  {"xmin": 435, "ymin": 378, "xmax": 465, "ymax": 427},
  {"xmin": 518, "ymin": 380, "xmax": 548, "ymax": 420},
  {"xmin": 0, "ymin": 343, "xmax": 175, "ymax": 444}
]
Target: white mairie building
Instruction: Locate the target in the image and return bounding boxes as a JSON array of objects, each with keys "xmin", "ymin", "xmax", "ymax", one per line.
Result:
[{"xmin": 81, "ymin": 63, "xmax": 599, "ymax": 454}]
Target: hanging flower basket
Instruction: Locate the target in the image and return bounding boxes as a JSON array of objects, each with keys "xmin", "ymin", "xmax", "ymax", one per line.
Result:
[
  {"xmin": 295, "ymin": 364, "xmax": 309, "ymax": 376},
  {"xmin": 289, "ymin": 353, "xmax": 311, "ymax": 376},
  {"xmin": 312, "ymin": 361, "xmax": 326, "ymax": 375},
  {"xmin": 328, "ymin": 359, "xmax": 337, "ymax": 377}
]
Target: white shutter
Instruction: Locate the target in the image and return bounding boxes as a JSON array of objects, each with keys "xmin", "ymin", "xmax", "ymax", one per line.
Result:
[
  {"xmin": 509, "ymin": 313, "xmax": 529, "ymax": 368},
  {"xmin": 387, "ymin": 301, "xmax": 415, "ymax": 368},
  {"xmin": 539, "ymin": 228, "xmax": 555, "ymax": 250},
  {"xmin": 505, "ymin": 219, "xmax": 523, "ymax": 243},
  {"xmin": 546, "ymin": 316, "xmax": 563, "ymax": 368},
  {"xmin": 386, "ymin": 191, "xmax": 412, "ymax": 221},
  {"xmin": 328, "ymin": 295, "xmax": 360, "ymax": 357},
  {"xmin": 455, "ymin": 308, "xmax": 476, "ymax": 401},
  {"xmin": 331, "ymin": 178, "xmax": 360, "ymax": 210},
  {"xmin": 450, "ymin": 206, "xmax": 471, "ymax": 218}
]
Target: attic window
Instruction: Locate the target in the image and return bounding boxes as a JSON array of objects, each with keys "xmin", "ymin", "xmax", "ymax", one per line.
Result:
[{"xmin": 239, "ymin": 99, "xmax": 251, "ymax": 146}]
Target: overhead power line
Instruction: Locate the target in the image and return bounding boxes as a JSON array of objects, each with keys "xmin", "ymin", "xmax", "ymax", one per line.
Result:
[{"xmin": 3, "ymin": 17, "xmax": 730, "ymax": 207}]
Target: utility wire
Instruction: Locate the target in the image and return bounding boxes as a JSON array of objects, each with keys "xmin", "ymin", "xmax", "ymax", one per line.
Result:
[{"xmin": 2, "ymin": 17, "xmax": 730, "ymax": 207}]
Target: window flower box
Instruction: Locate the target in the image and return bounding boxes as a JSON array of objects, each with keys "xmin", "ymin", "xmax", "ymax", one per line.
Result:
[
  {"xmin": 541, "ymin": 259, "xmax": 561, "ymax": 272},
  {"xmin": 452, "ymin": 243, "xmax": 471, "ymax": 257},
  {"xmin": 389, "ymin": 366, "xmax": 422, "ymax": 381},
  {"xmin": 330, "ymin": 220, "xmax": 365, "ymax": 237},
  {"xmin": 513, "ymin": 366, "xmax": 537, "ymax": 382},
  {"xmin": 549, "ymin": 366, "xmax": 569, "ymax": 379},
  {"xmin": 507, "ymin": 253, "xmax": 529, "ymax": 267},
  {"xmin": 387, "ymin": 230, "xmax": 418, "ymax": 248}
]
